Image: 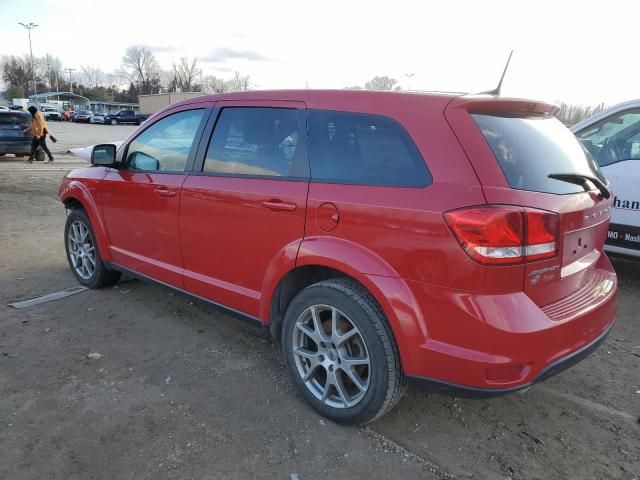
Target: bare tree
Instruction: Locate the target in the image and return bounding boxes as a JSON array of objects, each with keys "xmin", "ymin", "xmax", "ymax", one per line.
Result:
[
  {"xmin": 202, "ymin": 75, "xmax": 227, "ymax": 93},
  {"xmin": 1, "ymin": 55, "xmax": 36, "ymax": 95},
  {"xmin": 80, "ymin": 65, "xmax": 105, "ymax": 89},
  {"xmin": 364, "ymin": 76, "xmax": 398, "ymax": 90},
  {"xmin": 120, "ymin": 46, "xmax": 160, "ymax": 95},
  {"xmin": 554, "ymin": 102, "xmax": 606, "ymax": 126},
  {"xmin": 44, "ymin": 55, "xmax": 63, "ymax": 90},
  {"xmin": 172, "ymin": 57, "xmax": 202, "ymax": 92},
  {"xmin": 225, "ymin": 71, "xmax": 251, "ymax": 92}
]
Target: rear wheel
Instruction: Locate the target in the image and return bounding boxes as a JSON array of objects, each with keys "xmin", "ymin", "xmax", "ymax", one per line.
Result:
[
  {"xmin": 64, "ymin": 208, "xmax": 121, "ymax": 288},
  {"xmin": 282, "ymin": 278, "xmax": 406, "ymax": 425}
]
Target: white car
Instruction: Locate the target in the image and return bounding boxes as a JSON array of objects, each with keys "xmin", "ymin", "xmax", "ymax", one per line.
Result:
[
  {"xmin": 90, "ymin": 113, "xmax": 107, "ymax": 124},
  {"xmin": 571, "ymin": 100, "xmax": 640, "ymax": 259},
  {"xmin": 0, "ymin": 106, "xmax": 9, "ymax": 111}
]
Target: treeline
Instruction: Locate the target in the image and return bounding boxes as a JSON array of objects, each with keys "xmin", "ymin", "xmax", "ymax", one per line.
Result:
[
  {"xmin": 0, "ymin": 46, "xmax": 252, "ymax": 103},
  {"xmin": 554, "ymin": 102, "xmax": 606, "ymax": 126}
]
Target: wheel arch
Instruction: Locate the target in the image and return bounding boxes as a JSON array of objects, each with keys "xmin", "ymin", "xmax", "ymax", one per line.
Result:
[
  {"xmin": 264, "ymin": 239, "xmax": 429, "ymax": 372},
  {"xmin": 61, "ymin": 183, "xmax": 112, "ymax": 262}
]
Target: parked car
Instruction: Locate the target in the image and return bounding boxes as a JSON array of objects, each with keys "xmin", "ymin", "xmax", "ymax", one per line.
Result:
[
  {"xmin": 59, "ymin": 90, "xmax": 617, "ymax": 424},
  {"xmin": 73, "ymin": 110, "xmax": 93, "ymax": 123},
  {"xmin": 571, "ymin": 100, "xmax": 640, "ymax": 259},
  {"xmin": 0, "ymin": 110, "xmax": 32, "ymax": 157},
  {"xmin": 0, "ymin": 106, "xmax": 9, "ymax": 111},
  {"xmin": 10, "ymin": 105, "xmax": 24, "ymax": 111},
  {"xmin": 41, "ymin": 107, "xmax": 61, "ymax": 121},
  {"xmin": 90, "ymin": 113, "xmax": 107, "ymax": 124},
  {"xmin": 103, "ymin": 110, "xmax": 149, "ymax": 125}
]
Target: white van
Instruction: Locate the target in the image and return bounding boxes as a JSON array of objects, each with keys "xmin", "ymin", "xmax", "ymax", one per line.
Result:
[{"xmin": 571, "ymin": 100, "xmax": 640, "ymax": 259}]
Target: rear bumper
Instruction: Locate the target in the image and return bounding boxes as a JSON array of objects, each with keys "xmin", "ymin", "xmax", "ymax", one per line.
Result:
[
  {"xmin": 407, "ymin": 322, "xmax": 612, "ymax": 397},
  {"xmin": 0, "ymin": 140, "xmax": 31, "ymax": 154},
  {"xmin": 400, "ymin": 254, "xmax": 617, "ymax": 392}
]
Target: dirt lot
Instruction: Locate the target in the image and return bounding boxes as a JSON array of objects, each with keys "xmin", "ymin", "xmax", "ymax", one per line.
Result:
[{"xmin": 0, "ymin": 125, "xmax": 639, "ymax": 479}]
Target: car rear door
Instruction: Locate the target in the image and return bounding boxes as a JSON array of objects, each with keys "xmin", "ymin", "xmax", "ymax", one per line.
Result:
[
  {"xmin": 100, "ymin": 106, "xmax": 209, "ymax": 287},
  {"xmin": 446, "ymin": 97, "xmax": 614, "ymax": 307},
  {"xmin": 573, "ymin": 107, "xmax": 640, "ymax": 257},
  {"xmin": 179, "ymin": 101, "xmax": 309, "ymax": 317}
]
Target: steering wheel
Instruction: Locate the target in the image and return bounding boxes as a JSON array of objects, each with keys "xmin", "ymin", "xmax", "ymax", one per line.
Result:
[{"xmin": 602, "ymin": 137, "xmax": 623, "ymax": 164}]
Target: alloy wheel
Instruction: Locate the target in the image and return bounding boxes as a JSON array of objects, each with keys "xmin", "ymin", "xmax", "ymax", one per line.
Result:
[
  {"xmin": 67, "ymin": 220, "xmax": 96, "ymax": 280},
  {"xmin": 292, "ymin": 304, "xmax": 371, "ymax": 409}
]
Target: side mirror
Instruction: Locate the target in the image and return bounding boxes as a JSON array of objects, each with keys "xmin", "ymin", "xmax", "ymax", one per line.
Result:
[{"xmin": 91, "ymin": 144, "xmax": 117, "ymax": 166}]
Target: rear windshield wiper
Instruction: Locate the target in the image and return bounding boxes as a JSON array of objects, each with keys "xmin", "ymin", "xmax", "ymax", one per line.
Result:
[{"xmin": 548, "ymin": 173, "xmax": 611, "ymax": 199}]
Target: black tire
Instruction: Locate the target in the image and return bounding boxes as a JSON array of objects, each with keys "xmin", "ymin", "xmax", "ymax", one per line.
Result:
[
  {"xmin": 282, "ymin": 278, "xmax": 406, "ymax": 425},
  {"xmin": 64, "ymin": 208, "xmax": 121, "ymax": 288}
]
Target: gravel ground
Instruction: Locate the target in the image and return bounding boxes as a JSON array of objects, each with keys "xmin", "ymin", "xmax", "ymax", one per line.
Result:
[{"xmin": 0, "ymin": 125, "xmax": 638, "ymax": 479}]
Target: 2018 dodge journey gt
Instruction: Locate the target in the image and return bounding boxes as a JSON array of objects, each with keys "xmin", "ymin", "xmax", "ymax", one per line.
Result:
[{"xmin": 58, "ymin": 90, "xmax": 617, "ymax": 424}]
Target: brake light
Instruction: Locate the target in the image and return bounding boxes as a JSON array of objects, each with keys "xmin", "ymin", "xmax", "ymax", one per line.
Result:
[{"xmin": 444, "ymin": 206, "xmax": 558, "ymax": 265}]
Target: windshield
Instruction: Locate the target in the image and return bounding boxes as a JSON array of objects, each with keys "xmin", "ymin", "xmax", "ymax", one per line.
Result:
[{"xmin": 472, "ymin": 113, "xmax": 607, "ymax": 195}]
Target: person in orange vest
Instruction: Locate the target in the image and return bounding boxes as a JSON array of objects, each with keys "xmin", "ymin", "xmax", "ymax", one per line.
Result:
[{"xmin": 25, "ymin": 105, "xmax": 54, "ymax": 163}]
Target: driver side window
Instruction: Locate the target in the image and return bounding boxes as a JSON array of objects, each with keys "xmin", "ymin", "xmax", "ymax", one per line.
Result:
[
  {"xmin": 576, "ymin": 108, "xmax": 640, "ymax": 166},
  {"xmin": 125, "ymin": 109, "xmax": 205, "ymax": 172}
]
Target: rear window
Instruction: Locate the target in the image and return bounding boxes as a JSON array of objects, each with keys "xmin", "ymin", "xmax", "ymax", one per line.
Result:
[
  {"xmin": 472, "ymin": 114, "xmax": 606, "ymax": 194},
  {"xmin": 0, "ymin": 113, "xmax": 29, "ymax": 125},
  {"xmin": 308, "ymin": 110, "xmax": 431, "ymax": 188}
]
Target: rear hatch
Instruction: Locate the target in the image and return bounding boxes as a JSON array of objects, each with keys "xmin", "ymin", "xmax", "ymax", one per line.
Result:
[
  {"xmin": 445, "ymin": 97, "xmax": 613, "ymax": 307},
  {"xmin": 0, "ymin": 112, "xmax": 31, "ymax": 140}
]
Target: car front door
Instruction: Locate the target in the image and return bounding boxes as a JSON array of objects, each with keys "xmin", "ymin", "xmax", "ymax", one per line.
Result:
[
  {"xmin": 100, "ymin": 107, "xmax": 209, "ymax": 287},
  {"xmin": 180, "ymin": 101, "xmax": 309, "ymax": 317}
]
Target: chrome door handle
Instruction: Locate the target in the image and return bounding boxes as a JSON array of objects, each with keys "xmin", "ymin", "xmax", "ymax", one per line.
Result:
[
  {"xmin": 154, "ymin": 188, "xmax": 177, "ymax": 198},
  {"xmin": 261, "ymin": 200, "xmax": 297, "ymax": 211}
]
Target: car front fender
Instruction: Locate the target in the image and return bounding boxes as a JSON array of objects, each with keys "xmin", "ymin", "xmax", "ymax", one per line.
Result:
[{"xmin": 59, "ymin": 177, "xmax": 112, "ymax": 262}]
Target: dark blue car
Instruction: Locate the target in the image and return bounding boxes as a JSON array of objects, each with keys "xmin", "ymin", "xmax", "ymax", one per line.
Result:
[{"xmin": 0, "ymin": 111, "xmax": 31, "ymax": 157}]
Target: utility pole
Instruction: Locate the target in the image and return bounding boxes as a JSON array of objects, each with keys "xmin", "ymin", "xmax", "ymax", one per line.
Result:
[
  {"xmin": 405, "ymin": 73, "xmax": 415, "ymax": 91},
  {"xmin": 45, "ymin": 53, "xmax": 51, "ymax": 90},
  {"xmin": 65, "ymin": 68, "xmax": 76, "ymax": 94},
  {"xmin": 18, "ymin": 22, "xmax": 39, "ymax": 105}
]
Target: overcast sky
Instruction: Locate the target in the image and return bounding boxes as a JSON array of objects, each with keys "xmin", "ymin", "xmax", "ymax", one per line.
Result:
[{"xmin": 1, "ymin": 0, "xmax": 638, "ymax": 106}]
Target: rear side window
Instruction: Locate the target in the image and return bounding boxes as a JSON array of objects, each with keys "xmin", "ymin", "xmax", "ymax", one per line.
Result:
[
  {"xmin": 0, "ymin": 113, "xmax": 29, "ymax": 125},
  {"xmin": 308, "ymin": 110, "xmax": 431, "ymax": 188},
  {"xmin": 204, "ymin": 107, "xmax": 301, "ymax": 178},
  {"xmin": 472, "ymin": 114, "xmax": 606, "ymax": 194}
]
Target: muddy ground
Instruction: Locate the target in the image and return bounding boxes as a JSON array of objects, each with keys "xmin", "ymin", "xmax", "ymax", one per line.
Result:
[{"xmin": 0, "ymin": 127, "xmax": 638, "ymax": 479}]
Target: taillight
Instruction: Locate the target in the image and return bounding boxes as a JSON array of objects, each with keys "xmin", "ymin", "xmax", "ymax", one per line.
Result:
[{"xmin": 444, "ymin": 206, "xmax": 558, "ymax": 265}]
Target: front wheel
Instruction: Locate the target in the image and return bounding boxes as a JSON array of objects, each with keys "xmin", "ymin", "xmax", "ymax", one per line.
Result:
[
  {"xmin": 282, "ymin": 278, "xmax": 406, "ymax": 425},
  {"xmin": 110, "ymin": 119, "xmax": 118, "ymax": 125},
  {"xmin": 64, "ymin": 208, "xmax": 121, "ymax": 288}
]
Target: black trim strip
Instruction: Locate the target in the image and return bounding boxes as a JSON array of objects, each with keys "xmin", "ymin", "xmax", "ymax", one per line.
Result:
[
  {"xmin": 105, "ymin": 261, "xmax": 265, "ymax": 327},
  {"xmin": 408, "ymin": 323, "xmax": 613, "ymax": 398}
]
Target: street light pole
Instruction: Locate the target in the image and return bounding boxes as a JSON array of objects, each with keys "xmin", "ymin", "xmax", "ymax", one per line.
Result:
[{"xmin": 18, "ymin": 22, "xmax": 39, "ymax": 105}]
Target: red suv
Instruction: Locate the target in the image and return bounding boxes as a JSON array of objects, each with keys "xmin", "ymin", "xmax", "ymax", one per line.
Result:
[{"xmin": 59, "ymin": 90, "xmax": 617, "ymax": 424}]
